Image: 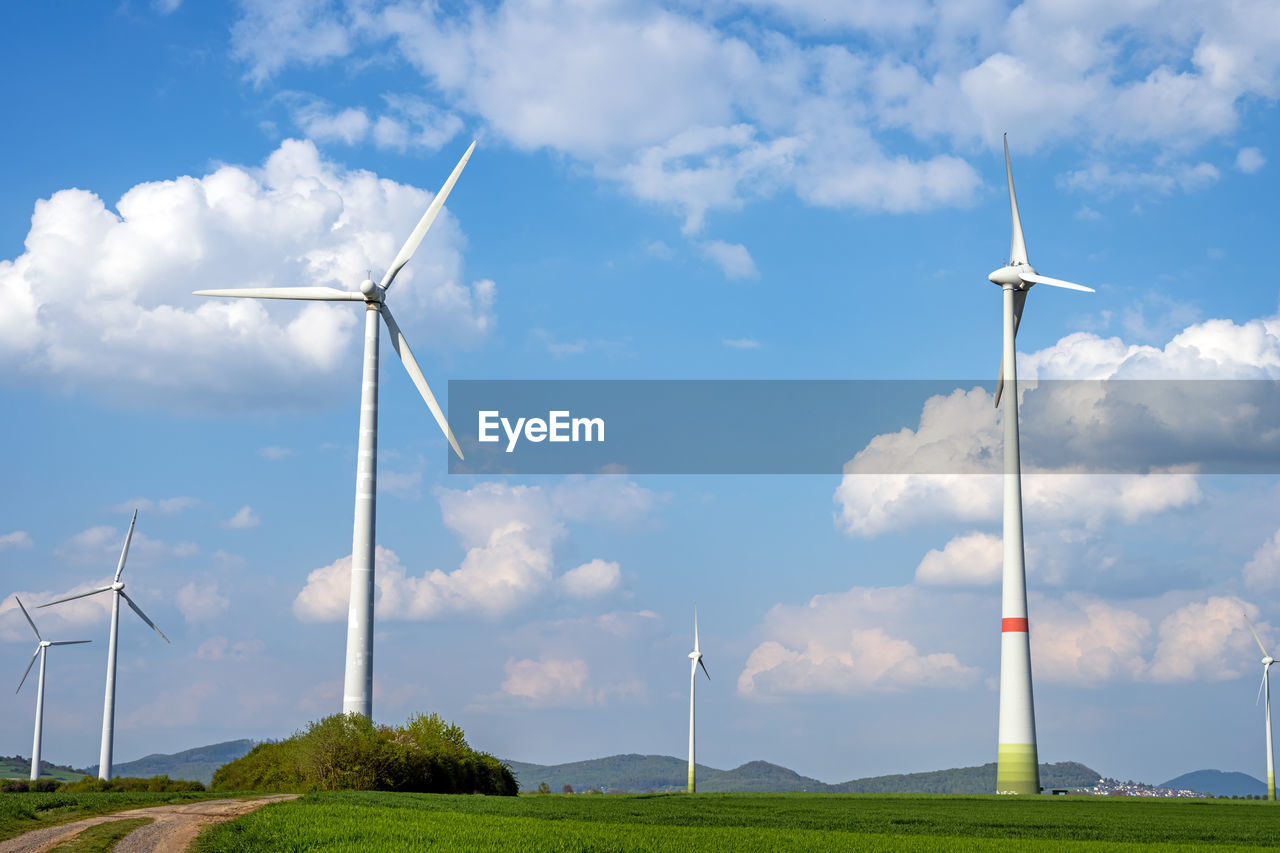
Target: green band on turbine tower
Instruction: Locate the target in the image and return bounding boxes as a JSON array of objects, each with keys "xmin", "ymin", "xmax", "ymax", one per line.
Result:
[
  {"xmin": 1269, "ymin": 771, "xmax": 1275, "ymax": 801},
  {"xmin": 996, "ymin": 743, "xmax": 1040, "ymax": 794},
  {"xmin": 688, "ymin": 764, "xmax": 695, "ymax": 794}
]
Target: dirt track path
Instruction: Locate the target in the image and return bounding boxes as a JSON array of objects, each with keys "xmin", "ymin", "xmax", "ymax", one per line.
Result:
[{"xmin": 0, "ymin": 794, "xmax": 298, "ymax": 853}]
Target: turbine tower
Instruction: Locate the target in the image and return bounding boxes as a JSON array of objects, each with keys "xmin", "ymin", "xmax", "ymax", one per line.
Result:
[
  {"xmin": 687, "ymin": 605, "xmax": 710, "ymax": 793},
  {"xmin": 14, "ymin": 597, "xmax": 90, "ymax": 781},
  {"xmin": 1244, "ymin": 612, "xmax": 1276, "ymax": 801},
  {"xmin": 40, "ymin": 509, "xmax": 169, "ymax": 780},
  {"xmin": 987, "ymin": 135, "xmax": 1094, "ymax": 795},
  {"xmin": 195, "ymin": 142, "xmax": 474, "ymax": 719}
]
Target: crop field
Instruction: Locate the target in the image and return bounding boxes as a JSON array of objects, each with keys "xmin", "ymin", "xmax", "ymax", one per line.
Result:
[
  {"xmin": 0, "ymin": 791, "xmax": 228, "ymax": 842},
  {"xmin": 194, "ymin": 791, "xmax": 1280, "ymax": 852}
]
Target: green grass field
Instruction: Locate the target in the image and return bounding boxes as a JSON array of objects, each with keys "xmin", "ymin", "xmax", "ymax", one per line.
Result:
[
  {"xmin": 0, "ymin": 791, "xmax": 230, "ymax": 842},
  {"xmin": 192, "ymin": 791, "xmax": 1280, "ymax": 852}
]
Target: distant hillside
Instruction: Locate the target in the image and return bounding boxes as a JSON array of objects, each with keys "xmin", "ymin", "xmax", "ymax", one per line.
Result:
[
  {"xmin": 505, "ymin": 754, "xmax": 1101, "ymax": 794},
  {"xmin": 506, "ymin": 754, "xmax": 705, "ymax": 792},
  {"xmin": 86, "ymin": 739, "xmax": 257, "ymax": 784},
  {"xmin": 703, "ymin": 760, "xmax": 829, "ymax": 793},
  {"xmin": 835, "ymin": 761, "xmax": 1100, "ymax": 794},
  {"xmin": 1160, "ymin": 770, "xmax": 1265, "ymax": 797},
  {"xmin": 0, "ymin": 755, "xmax": 89, "ymax": 783}
]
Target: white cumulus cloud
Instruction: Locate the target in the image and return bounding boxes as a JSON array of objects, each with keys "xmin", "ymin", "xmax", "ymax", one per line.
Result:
[
  {"xmin": 560, "ymin": 559, "xmax": 622, "ymax": 598},
  {"xmin": 915, "ymin": 531, "xmax": 1002, "ymax": 586},
  {"xmin": 0, "ymin": 139, "xmax": 495, "ymax": 410},
  {"xmin": 738, "ymin": 586, "xmax": 981, "ymax": 699},
  {"xmin": 0, "ymin": 531, "xmax": 33, "ymax": 550},
  {"xmin": 294, "ymin": 479, "xmax": 652, "ymax": 621}
]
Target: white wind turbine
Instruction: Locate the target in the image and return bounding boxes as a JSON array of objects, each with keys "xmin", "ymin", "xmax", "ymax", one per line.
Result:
[
  {"xmin": 40, "ymin": 509, "xmax": 169, "ymax": 780},
  {"xmin": 195, "ymin": 142, "xmax": 475, "ymax": 720},
  {"xmin": 687, "ymin": 605, "xmax": 710, "ymax": 793},
  {"xmin": 13, "ymin": 597, "xmax": 90, "ymax": 781},
  {"xmin": 987, "ymin": 135, "xmax": 1094, "ymax": 795},
  {"xmin": 1244, "ymin": 612, "xmax": 1276, "ymax": 801}
]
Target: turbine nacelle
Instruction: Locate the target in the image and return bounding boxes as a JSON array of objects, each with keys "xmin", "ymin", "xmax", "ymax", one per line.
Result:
[
  {"xmin": 988, "ymin": 263, "xmax": 1035, "ymax": 289},
  {"xmin": 111, "ymin": 581, "xmax": 125, "ymax": 592},
  {"xmin": 359, "ymin": 278, "xmax": 382, "ymax": 301},
  {"xmin": 1265, "ymin": 657, "xmax": 1275, "ymax": 667},
  {"xmin": 688, "ymin": 651, "xmax": 701, "ymax": 661}
]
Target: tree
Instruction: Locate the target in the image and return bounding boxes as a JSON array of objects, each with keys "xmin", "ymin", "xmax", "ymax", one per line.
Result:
[
  {"xmin": 537, "ymin": 782, "xmax": 551, "ymax": 795},
  {"xmin": 562, "ymin": 784, "xmax": 574, "ymax": 794}
]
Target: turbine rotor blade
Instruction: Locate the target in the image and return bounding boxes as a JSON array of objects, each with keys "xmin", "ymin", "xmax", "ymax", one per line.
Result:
[
  {"xmin": 120, "ymin": 592, "xmax": 170, "ymax": 644},
  {"xmin": 49, "ymin": 640, "xmax": 92, "ymax": 646},
  {"xmin": 379, "ymin": 305, "xmax": 464, "ymax": 459},
  {"xmin": 39, "ymin": 586, "xmax": 113, "ymax": 608},
  {"xmin": 694, "ymin": 605, "xmax": 700, "ymax": 654},
  {"xmin": 380, "ymin": 141, "xmax": 476, "ymax": 291},
  {"xmin": 15, "ymin": 597, "xmax": 41, "ymax": 641},
  {"xmin": 1017, "ymin": 273, "xmax": 1094, "ymax": 293},
  {"xmin": 1245, "ymin": 612, "xmax": 1271, "ymax": 657},
  {"xmin": 1259, "ymin": 668, "xmax": 1267, "ymax": 706},
  {"xmin": 1004, "ymin": 134, "xmax": 1028, "ymax": 266},
  {"xmin": 699, "ymin": 658, "xmax": 710, "ymax": 681},
  {"xmin": 16, "ymin": 647, "xmax": 39, "ymax": 693},
  {"xmin": 994, "ymin": 290, "xmax": 1027, "ymax": 408},
  {"xmin": 115, "ymin": 509, "xmax": 138, "ymax": 583},
  {"xmin": 193, "ymin": 287, "xmax": 365, "ymax": 301}
]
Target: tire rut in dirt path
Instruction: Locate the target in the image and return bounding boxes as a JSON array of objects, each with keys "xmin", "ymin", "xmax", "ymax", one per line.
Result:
[{"xmin": 0, "ymin": 794, "xmax": 299, "ymax": 853}]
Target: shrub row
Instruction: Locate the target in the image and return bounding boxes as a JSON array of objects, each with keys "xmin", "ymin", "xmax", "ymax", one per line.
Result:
[
  {"xmin": 0, "ymin": 775, "xmax": 204, "ymax": 793},
  {"xmin": 211, "ymin": 712, "xmax": 517, "ymax": 796}
]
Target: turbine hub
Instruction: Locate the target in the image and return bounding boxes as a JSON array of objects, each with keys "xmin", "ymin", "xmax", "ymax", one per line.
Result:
[
  {"xmin": 359, "ymin": 278, "xmax": 382, "ymax": 300},
  {"xmin": 988, "ymin": 263, "xmax": 1036, "ymax": 289},
  {"xmin": 1266, "ymin": 657, "xmax": 1275, "ymax": 666},
  {"xmin": 111, "ymin": 581, "xmax": 125, "ymax": 591},
  {"xmin": 689, "ymin": 651, "xmax": 701, "ymax": 660}
]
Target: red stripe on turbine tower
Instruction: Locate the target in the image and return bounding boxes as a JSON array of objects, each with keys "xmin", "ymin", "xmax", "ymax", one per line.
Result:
[{"xmin": 1002, "ymin": 618, "xmax": 1029, "ymax": 633}]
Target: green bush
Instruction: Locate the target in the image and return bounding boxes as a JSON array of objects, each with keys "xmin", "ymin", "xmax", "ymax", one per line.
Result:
[
  {"xmin": 59, "ymin": 775, "xmax": 205, "ymax": 793},
  {"xmin": 211, "ymin": 712, "xmax": 516, "ymax": 796}
]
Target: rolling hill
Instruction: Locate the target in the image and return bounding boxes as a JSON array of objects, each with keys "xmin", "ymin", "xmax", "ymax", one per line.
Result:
[
  {"xmin": 1159, "ymin": 769, "xmax": 1266, "ymax": 797},
  {"xmin": 505, "ymin": 754, "xmax": 1101, "ymax": 794},
  {"xmin": 0, "ymin": 755, "xmax": 89, "ymax": 782},
  {"xmin": 85, "ymin": 739, "xmax": 257, "ymax": 784}
]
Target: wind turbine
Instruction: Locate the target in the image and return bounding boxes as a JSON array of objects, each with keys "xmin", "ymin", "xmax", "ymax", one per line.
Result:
[
  {"xmin": 687, "ymin": 605, "xmax": 710, "ymax": 793},
  {"xmin": 194, "ymin": 142, "xmax": 475, "ymax": 720},
  {"xmin": 987, "ymin": 135, "xmax": 1094, "ymax": 795},
  {"xmin": 40, "ymin": 509, "xmax": 169, "ymax": 780},
  {"xmin": 13, "ymin": 597, "xmax": 90, "ymax": 781},
  {"xmin": 1244, "ymin": 612, "xmax": 1276, "ymax": 801}
]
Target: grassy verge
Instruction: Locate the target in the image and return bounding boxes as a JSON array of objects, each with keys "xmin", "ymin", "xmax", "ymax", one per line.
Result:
[
  {"xmin": 193, "ymin": 791, "xmax": 1280, "ymax": 852},
  {"xmin": 47, "ymin": 818, "xmax": 153, "ymax": 853},
  {"xmin": 0, "ymin": 791, "xmax": 240, "ymax": 842}
]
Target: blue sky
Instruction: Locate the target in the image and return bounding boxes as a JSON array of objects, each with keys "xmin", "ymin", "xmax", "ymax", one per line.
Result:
[{"xmin": 3, "ymin": 0, "xmax": 1280, "ymax": 787}]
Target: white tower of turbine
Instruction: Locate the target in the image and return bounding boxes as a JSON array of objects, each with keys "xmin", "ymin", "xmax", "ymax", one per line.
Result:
[
  {"xmin": 13, "ymin": 597, "xmax": 90, "ymax": 781},
  {"xmin": 988, "ymin": 136, "xmax": 1094, "ymax": 795},
  {"xmin": 1244, "ymin": 612, "xmax": 1276, "ymax": 801},
  {"xmin": 195, "ymin": 143, "xmax": 474, "ymax": 719},
  {"xmin": 687, "ymin": 605, "xmax": 709, "ymax": 793},
  {"xmin": 40, "ymin": 509, "xmax": 169, "ymax": 780}
]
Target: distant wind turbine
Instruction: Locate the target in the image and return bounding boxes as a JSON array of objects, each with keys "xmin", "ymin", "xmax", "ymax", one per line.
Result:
[
  {"xmin": 40, "ymin": 509, "xmax": 169, "ymax": 780},
  {"xmin": 688, "ymin": 605, "xmax": 710, "ymax": 793},
  {"xmin": 194, "ymin": 142, "xmax": 475, "ymax": 720},
  {"xmin": 988, "ymin": 135, "xmax": 1094, "ymax": 795},
  {"xmin": 13, "ymin": 597, "xmax": 90, "ymax": 781},
  {"xmin": 1244, "ymin": 612, "xmax": 1276, "ymax": 801}
]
